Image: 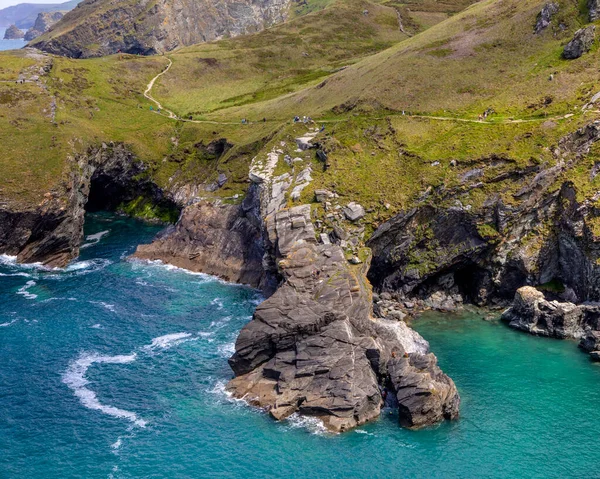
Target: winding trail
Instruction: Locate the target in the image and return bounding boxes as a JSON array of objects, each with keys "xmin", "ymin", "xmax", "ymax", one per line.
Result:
[
  {"xmin": 143, "ymin": 59, "xmax": 596, "ymax": 128},
  {"xmin": 144, "ymin": 58, "xmax": 177, "ymax": 119}
]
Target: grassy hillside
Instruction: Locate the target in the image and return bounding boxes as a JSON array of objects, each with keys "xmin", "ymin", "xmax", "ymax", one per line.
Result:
[{"xmin": 3, "ymin": 0, "xmax": 600, "ymax": 230}]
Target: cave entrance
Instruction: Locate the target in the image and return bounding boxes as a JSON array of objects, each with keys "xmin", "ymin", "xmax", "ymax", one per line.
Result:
[{"xmin": 85, "ymin": 169, "xmax": 180, "ymax": 224}]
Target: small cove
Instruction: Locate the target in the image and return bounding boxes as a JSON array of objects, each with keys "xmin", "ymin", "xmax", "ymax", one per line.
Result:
[{"xmin": 1, "ymin": 213, "xmax": 600, "ymax": 478}]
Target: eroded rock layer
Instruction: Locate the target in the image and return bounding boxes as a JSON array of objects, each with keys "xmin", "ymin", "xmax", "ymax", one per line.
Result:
[{"xmin": 227, "ymin": 205, "xmax": 460, "ymax": 432}]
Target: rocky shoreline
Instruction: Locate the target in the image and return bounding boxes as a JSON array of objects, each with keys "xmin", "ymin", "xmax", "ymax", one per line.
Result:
[
  {"xmin": 8, "ymin": 120, "xmax": 600, "ymax": 431},
  {"xmin": 502, "ymin": 286, "xmax": 600, "ymax": 361}
]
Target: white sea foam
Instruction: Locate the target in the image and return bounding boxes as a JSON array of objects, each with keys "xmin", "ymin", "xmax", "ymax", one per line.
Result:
[
  {"xmin": 91, "ymin": 324, "xmax": 103, "ymax": 329},
  {"xmin": 17, "ymin": 280, "xmax": 38, "ymax": 300},
  {"xmin": 217, "ymin": 342, "xmax": 235, "ymax": 358},
  {"xmin": 0, "ymin": 318, "xmax": 18, "ymax": 327},
  {"xmin": 111, "ymin": 437, "xmax": 122, "ymax": 450},
  {"xmin": 0, "ymin": 254, "xmax": 18, "ymax": 265},
  {"xmin": 63, "ymin": 331, "xmax": 199, "ymax": 429},
  {"xmin": 211, "ymin": 298, "xmax": 224, "ymax": 310},
  {"xmin": 81, "ymin": 230, "xmax": 110, "ymax": 249},
  {"xmin": 62, "ymin": 352, "xmax": 147, "ymax": 427},
  {"xmin": 145, "ymin": 332, "xmax": 193, "ymax": 351},
  {"xmin": 285, "ymin": 413, "xmax": 330, "ymax": 435}
]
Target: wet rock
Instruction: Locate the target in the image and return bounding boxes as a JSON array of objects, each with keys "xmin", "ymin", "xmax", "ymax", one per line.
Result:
[
  {"xmin": 134, "ymin": 184, "xmax": 269, "ymax": 291},
  {"xmin": 563, "ymin": 26, "xmax": 595, "ymax": 60},
  {"xmin": 387, "ymin": 354, "xmax": 460, "ymax": 429},
  {"xmin": 501, "ymin": 287, "xmax": 585, "ymax": 338}
]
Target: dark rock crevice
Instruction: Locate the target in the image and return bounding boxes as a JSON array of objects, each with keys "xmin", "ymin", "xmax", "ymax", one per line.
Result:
[{"xmin": 0, "ymin": 142, "xmax": 178, "ymax": 267}]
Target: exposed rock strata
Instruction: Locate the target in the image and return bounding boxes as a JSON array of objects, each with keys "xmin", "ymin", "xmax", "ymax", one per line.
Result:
[
  {"xmin": 0, "ymin": 143, "xmax": 174, "ymax": 267},
  {"xmin": 502, "ymin": 286, "xmax": 600, "ymax": 360},
  {"xmin": 134, "ymin": 127, "xmax": 460, "ymax": 432},
  {"xmin": 133, "ymin": 184, "xmax": 271, "ymax": 291},
  {"xmin": 24, "ymin": 12, "xmax": 63, "ymax": 41},
  {"xmin": 32, "ymin": 0, "xmax": 291, "ymax": 58},
  {"xmin": 368, "ymin": 122, "xmax": 600, "ymax": 308},
  {"xmin": 227, "ymin": 204, "xmax": 459, "ymax": 432}
]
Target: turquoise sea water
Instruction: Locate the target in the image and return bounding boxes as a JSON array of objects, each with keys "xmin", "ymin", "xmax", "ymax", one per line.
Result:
[
  {"xmin": 0, "ymin": 27, "xmax": 26, "ymax": 51},
  {"xmin": 2, "ymin": 213, "xmax": 600, "ymax": 478}
]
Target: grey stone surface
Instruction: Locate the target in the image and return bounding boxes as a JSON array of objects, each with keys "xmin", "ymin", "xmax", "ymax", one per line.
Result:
[
  {"xmin": 563, "ymin": 26, "xmax": 595, "ymax": 60},
  {"xmin": 227, "ymin": 205, "xmax": 459, "ymax": 432}
]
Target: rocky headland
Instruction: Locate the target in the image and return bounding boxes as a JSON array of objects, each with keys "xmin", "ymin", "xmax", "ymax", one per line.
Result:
[
  {"xmin": 30, "ymin": 0, "xmax": 292, "ymax": 57},
  {"xmin": 3, "ymin": 24, "xmax": 24, "ymax": 39},
  {"xmin": 24, "ymin": 12, "xmax": 63, "ymax": 41}
]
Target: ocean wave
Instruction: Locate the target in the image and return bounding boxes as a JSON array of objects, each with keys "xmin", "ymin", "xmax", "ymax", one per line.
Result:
[
  {"xmin": 17, "ymin": 280, "xmax": 38, "ymax": 300},
  {"xmin": 211, "ymin": 298, "xmax": 224, "ymax": 310},
  {"xmin": 0, "ymin": 318, "xmax": 18, "ymax": 327},
  {"xmin": 217, "ymin": 341, "xmax": 235, "ymax": 358},
  {"xmin": 63, "ymin": 330, "xmax": 205, "ymax": 428},
  {"xmin": 62, "ymin": 352, "xmax": 147, "ymax": 428}
]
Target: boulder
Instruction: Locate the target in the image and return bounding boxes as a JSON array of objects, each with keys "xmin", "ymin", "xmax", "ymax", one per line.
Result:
[
  {"xmin": 343, "ymin": 202, "xmax": 366, "ymax": 222},
  {"xmin": 315, "ymin": 189, "xmax": 333, "ymax": 203},
  {"xmin": 535, "ymin": 3, "xmax": 559, "ymax": 34},
  {"xmin": 563, "ymin": 26, "xmax": 595, "ymax": 60},
  {"xmin": 501, "ymin": 286, "xmax": 585, "ymax": 339}
]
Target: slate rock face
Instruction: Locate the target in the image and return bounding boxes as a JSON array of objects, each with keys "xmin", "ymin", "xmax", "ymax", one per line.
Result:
[
  {"xmin": 227, "ymin": 205, "xmax": 460, "ymax": 432},
  {"xmin": 563, "ymin": 26, "xmax": 596, "ymax": 59},
  {"xmin": 589, "ymin": 0, "xmax": 600, "ymax": 22},
  {"xmin": 24, "ymin": 12, "xmax": 63, "ymax": 41},
  {"xmin": 534, "ymin": 3, "xmax": 559, "ymax": 34},
  {"xmin": 133, "ymin": 185, "xmax": 268, "ymax": 290},
  {"xmin": 31, "ymin": 0, "xmax": 291, "ymax": 58}
]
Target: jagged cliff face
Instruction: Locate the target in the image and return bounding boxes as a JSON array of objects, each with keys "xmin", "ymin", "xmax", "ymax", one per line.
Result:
[
  {"xmin": 24, "ymin": 12, "xmax": 64, "ymax": 41},
  {"xmin": 0, "ymin": 143, "xmax": 177, "ymax": 268},
  {"xmin": 31, "ymin": 0, "xmax": 291, "ymax": 58},
  {"xmin": 368, "ymin": 122, "xmax": 600, "ymax": 308}
]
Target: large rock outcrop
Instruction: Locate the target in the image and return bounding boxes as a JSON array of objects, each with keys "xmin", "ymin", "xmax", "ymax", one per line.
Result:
[
  {"xmin": 502, "ymin": 286, "xmax": 600, "ymax": 360},
  {"xmin": 563, "ymin": 26, "xmax": 596, "ymax": 59},
  {"xmin": 368, "ymin": 122, "xmax": 600, "ymax": 308},
  {"xmin": 30, "ymin": 0, "xmax": 291, "ymax": 58},
  {"xmin": 227, "ymin": 204, "xmax": 460, "ymax": 432},
  {"xmin": 0, "ymin": 143, "xmax": 175, "ymax": 268},
  {"xmin": 24, "ymin": 12, "xmax": 63, "ymax": 41},
  {"xmin": 133, "ymin": 184, "xmax": 271, "ymax": 291},
  {"xmin": 534, "ymin": 3, "xmax": 559, "ymax": 34},
  {"xmin": 3, "ymin": 24, "xmax": 24, "ymax": 39}
]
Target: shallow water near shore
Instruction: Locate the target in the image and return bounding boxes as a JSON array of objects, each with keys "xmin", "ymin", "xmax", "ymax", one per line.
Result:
[{"xmin": 2, "ymin": 213, "xmax": 600, "ymax": 478}]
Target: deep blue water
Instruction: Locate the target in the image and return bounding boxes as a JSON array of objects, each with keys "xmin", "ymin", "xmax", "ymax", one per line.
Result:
[
  {"xmin": 0, "ymin": 27, "xmax": 26, "ymax": 51},
  {"xmin": 2, "ymin": 213, "xmax": 600, "ymax": 478}
]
